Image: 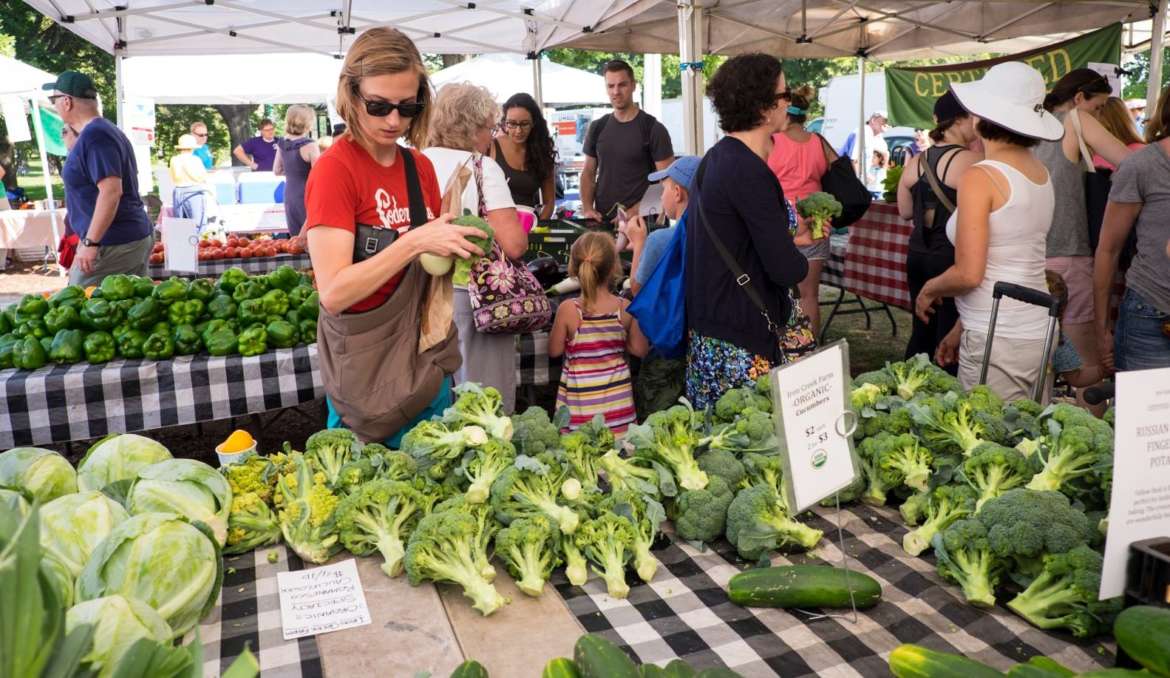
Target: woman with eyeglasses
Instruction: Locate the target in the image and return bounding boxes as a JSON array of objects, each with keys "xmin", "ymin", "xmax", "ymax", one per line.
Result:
[
  {"xmin": 423, "ymin": 82, "xmax": 527, "ymax": 413},
  {"xmin": 489, "ymin": 93, "xmax": 556, "ymax": 220},
  {"xmin": 303, "ymin": 27, "xmax": 486, "ymax": 445}
]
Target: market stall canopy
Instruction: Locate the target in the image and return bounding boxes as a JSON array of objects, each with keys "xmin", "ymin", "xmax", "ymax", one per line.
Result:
[
  {"xmin": 554, "ymin": 0, "xmax": 1155, "ymax": 60},
  {"xmin": 0, "ymin": 54, "xmax": 54, "ymax": 99},
  {"xmin": 431, "ymin": 53, "xmax": 607, "ymax": 106},
  {"xmin": 122, "ymin": 54, "xmax": 342, "ymax": 105},
  {"xmin": 19, "ymin": 0, "xmax": 652, "ymax": 57}
]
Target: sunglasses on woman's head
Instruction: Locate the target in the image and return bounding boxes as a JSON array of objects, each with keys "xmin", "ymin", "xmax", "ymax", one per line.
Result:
[{"xmin": 354, "ymin": 86, "xmax": 425, "ymax": 118}]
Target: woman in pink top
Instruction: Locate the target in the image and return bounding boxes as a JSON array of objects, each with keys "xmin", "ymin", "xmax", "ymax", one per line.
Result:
[
  {"xmin": 767, "ymin": 85, "xmax": 835, "ymax": 332},
  {"xmin": 1092, "ymin": 97, "xmax": 1145, "ymax": 170}
]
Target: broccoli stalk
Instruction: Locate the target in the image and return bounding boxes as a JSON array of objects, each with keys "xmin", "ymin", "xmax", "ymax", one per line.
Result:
[
  {"xmin": 934, "ymin": 519, "xmax": 1003, "ymax": 608},
  {"xmin": 494, "ymin": 516, "xmax": 559, "ymax": 597},
  {"xmin": 726, "ymin": 484, "xmax": 823, "ymax": 560},
  {"xmin": 902, "ymin": 485, "xmax": 976, "ymax": 557},
  {"xmin": 443, "ymin": 382, "xmax": 513, "ymax": 440},
  {"xmin": 461, "ymin": 439, "xmax": 516, "ymax": 504},
  {"xmin": 627, "ymin": 404, "xmax": 708, "ymax": 491},
  {"xmin": 597, "ymin": 448, "xmax": 663, "ymax": 497},
  {"xmin": 909, "ymin": 396, "xmax": 989, "ymax": 456},
  {"xmin": 961, "ymin": 443, "xmax": 1032, "ymax": 510},
  {"xmin": 578, "ymin": 514, "xmax": 637, "ymax": 599},
  {"xmin": 335, "ymin": 479, "xmax": 437, "ymax": 577},
  {"xmin": 1025, "ymin": 429, "xmax": 1099, "ymax": 493},
  {"xmin": 405, "ymin": 509, "xmax": 509, "ymax": 615},
  {"xmin": 602, "ymin": 491, "xmax": 666, "ymax": 583},
  {"xmin": 490, "ymin": 463, "xmax": 581, "ymax": 534},
  {"xmin": 1005, "ymin": 546, "xmax": 1120, "ymax": 638},
  {"xmin": 304, "ymin": 428, "xmax": 360, "ymax": 487},
  {"xmin": 401, "ymin": 420, "xmax": 489, "ymax": 481},
  {"xmin": 899, "ymin": 490, "xmax": 930, "ymax": 527},
  {"xmin": 225, "ymin": 492, "xmax": 281, "ymax": 555},
  {"xmin": 559, "ymin": 534, "xmax": 589, "ymax": 586},
  {"xmin": 700, "ymin": 409, "xmax": 777, "ymax": 456},
  {"xmin": 559, "ymin": 430, "xmax": 604, "ymax": 490},
  {"xmin": 879, "ymin": 435, "xmax": 933, "ymax": 492},
  {"xmin": 857, "ymin": 435, "xmax": 903, "ymax": 506}
]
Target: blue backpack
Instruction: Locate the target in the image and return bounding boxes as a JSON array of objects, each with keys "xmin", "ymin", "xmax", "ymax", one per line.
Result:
[{"xmin": 627, "ymin": 213, "xmax": 688, "ymax": 359}]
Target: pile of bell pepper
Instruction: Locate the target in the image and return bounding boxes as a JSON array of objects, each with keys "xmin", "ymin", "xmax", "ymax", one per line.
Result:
[{"xmin": 0, "ymin": 265, "xmax": 320, "ymax": 370}]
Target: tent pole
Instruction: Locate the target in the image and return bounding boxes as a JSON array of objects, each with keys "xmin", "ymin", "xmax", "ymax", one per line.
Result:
[
  {"xmin": 643, "ymin": 53, "xmax": 662, "ymax": 119},
  {"xmin": 1148, "ymin": 0, "xmax": 1168, "ymax": 117},
  {"xmin": 857, "ymin": 56, "xmax": 866, "ymax": 182},
  {"xmin": 30, "ymin": 97, "xmax": 64, "ymax": 277},
  {"xmin": 677, "ymin": 1, "xmax": 704, "ymax": 154},
  {"xmin": 531, "ymin": 55, "xmax": 544, "ymax": 109},
  {"xmin": 115, "ymin": 16, "xmax": 126, "ymax": 128}
]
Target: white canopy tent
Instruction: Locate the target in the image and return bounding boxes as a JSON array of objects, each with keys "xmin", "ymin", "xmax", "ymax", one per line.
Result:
[
  {"xmin": 121, "ymin": 53, "xmax": 343, "ymax": 105},
  {"xmin": 431, "ymin": 52, "xmax": 607, "ymax": 107}
]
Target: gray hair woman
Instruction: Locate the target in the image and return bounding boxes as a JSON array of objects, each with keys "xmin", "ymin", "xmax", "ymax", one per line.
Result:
[
  {"xmin": 273, "ymin": 104, "xmax": 321, "ymax": 237},
  {"xmin": 423, "ymin": 82, "xmax": 527, "ymax": 413}
]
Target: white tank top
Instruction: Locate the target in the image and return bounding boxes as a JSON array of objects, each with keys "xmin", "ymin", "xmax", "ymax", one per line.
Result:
[{"xmin": 946, "ymin": 159, "xmax": 1054, "ymax": 340}]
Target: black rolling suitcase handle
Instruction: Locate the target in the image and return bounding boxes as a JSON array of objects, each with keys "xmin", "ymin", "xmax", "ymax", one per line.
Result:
[{"xmin": 979, "ymin": 282, "xmax": 1062, "ymax": 402}]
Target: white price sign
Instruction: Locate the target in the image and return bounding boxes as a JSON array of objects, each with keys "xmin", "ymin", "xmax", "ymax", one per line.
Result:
[
  {"xmin": 1100, "ymin": 367, "xmax": 1170, "ymax": 600},
  {"xmin": 161, "ymin": 217, "xmax": 198, "ymax": 273},
  {"xmin": 770, "ymin": 340, "xmax": 859, "ymax": 513},
  {"xmin": 277, "ymin": 559, "xmax": 371, "ymax": 640}
]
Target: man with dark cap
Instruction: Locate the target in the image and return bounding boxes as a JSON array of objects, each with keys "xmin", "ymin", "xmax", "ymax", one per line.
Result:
[{"xmin": 45, "ymin": 71, "xmax": 153, "ymax": 285}]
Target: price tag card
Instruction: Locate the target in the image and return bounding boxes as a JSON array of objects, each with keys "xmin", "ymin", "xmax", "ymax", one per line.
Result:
[
  {"xmin": 1100, "ymin": 367, "xmax": 1170, "ymax": 600},
  {"xmin": 161, "ymin": 217, "xmax": 199, "ymax": 273},
  {"xmin": 277, "ymin": 559, "xmax": 372, "ymax": 640},
  {"xmin": 770, "ymin": 340, "xmax": 859, "ymax": 513}
]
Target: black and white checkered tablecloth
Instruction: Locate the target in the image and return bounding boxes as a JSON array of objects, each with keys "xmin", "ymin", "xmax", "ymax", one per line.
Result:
[
  {"xmin": 555, "ymin": 503, "xmax": 1112, "ymax": 677},
  {"xmin": 822, "ymin": 234, "xmax": 849, "ymax": 290},
  {"xmin": 516, "ymin": 331, "xmax": 561, "ymax": 388},
  {"xmin": 0, "ymin": 345, "xmax": 322, "ymax": 448},
  {"xmin": 149, "ymin": 254, "xmax": 313, "ymax": 279},
  {"xmin": 200, "ymin": 545, "xmax": 323, "ymax": 678}
]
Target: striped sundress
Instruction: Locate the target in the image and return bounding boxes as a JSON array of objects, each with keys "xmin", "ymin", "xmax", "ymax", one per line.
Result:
[{"xmin": 556, "ymin": 300, "xmax": 636, "ymax": 433}]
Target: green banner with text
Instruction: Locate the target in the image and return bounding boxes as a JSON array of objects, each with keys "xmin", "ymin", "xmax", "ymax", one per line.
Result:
[{"xmin": 886, "ymin": 23, "xmax": 1122, "ymax": 129}]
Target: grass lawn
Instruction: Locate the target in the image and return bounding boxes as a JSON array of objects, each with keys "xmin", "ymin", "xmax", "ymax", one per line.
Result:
[
  {"xmin": 15, "ymin": 157, "xmax": 64, "ymax": 203},
  {"xmin": 817, "ymin": 286, "xmax": 913, "ymax": 377}
]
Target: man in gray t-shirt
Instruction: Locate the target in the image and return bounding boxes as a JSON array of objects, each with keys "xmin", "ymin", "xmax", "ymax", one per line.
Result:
[
  {"xmin": 580, "ymin": 60, "xmax": 674, "ymax": 223},
  {"xmin": 1107, "ymin": 143, "xmax": 1170, "ymax": 315}
]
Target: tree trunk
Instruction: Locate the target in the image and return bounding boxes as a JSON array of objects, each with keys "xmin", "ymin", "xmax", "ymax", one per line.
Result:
[
  {"xmin": 441, "ymin": 54, "xmax": 468, "ymax": 67},
  {"xmin": 213, "ymin": 105, "xmax": 256, "ymax": 165}
]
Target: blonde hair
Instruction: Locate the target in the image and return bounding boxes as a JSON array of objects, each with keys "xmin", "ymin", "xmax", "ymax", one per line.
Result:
[
  {"xmin": 1146, "ymin": 85, "xmax": 1170, "ymax": 143},
  {"xmin": 424, "ymin": 82, "xmax": 500, "ymax": 151},
  {"xmin": 569, "ymin": 231, "xmax": 620, "ymax": 312},
  {"xmin": 1095, "ymin": 97, "xmax": 1142, "ymax": 146},
  {"xmin": 335, "ymin": 27, "xmax": 432, "ymax": 148},
  {"xmin": 285, "ymin": 104, "xmax": 316, "ymax": 136}
]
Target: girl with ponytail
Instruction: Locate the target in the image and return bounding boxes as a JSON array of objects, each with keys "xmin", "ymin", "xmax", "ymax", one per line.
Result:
[{"xmin": 549, "ymin": 232, "xmax": 648, "ymax": 432}]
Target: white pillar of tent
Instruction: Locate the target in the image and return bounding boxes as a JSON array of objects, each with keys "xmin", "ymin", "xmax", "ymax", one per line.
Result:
[
  {"xmin": 1148, "ymin": 0, "xmax": 1168, "ymax": 116},
  {"xmin": 29, "ymin": 96, "xmax": 64, "ymax": 276},
  {"xmin": 857, "ymin": 56, "xmax": 867, "ymax": 181},
  {"xmin": 115, "ymin": 17, "xmax": 126, "ymax": 130},
  {"xmin": 531, "ymin": 56, "xmax": 544, "ymax": 110},
  {"xmin": 677, "ymin": 1, "xmax": 704, "ymax": 154},
  {"xmin": 643, "ymin": 53, "xmax": 663, "ymax": 119}
]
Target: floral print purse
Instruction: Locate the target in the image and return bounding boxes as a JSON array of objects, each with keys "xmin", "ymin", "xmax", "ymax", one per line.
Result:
[{"xmin": 467, "ymin": 155, "xmax": 552, "ymax": 334}]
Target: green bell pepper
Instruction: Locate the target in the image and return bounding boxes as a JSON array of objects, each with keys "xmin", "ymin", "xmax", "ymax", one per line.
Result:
[
  {"xmin": 284, "ymin": 310, "xmax": 301, "ymax": 325},
  {"xmin": 188, "ymin": 278, "xmax": 216, "ymax": 303},
  {"xmin": 112, "ymin": 325, "xmax": 135, "ymax": 343},
  {"xmin": 217, "ymin": 267, "xmax": 249, "ymax": 293},
  {"xmin": 226, "ymin": 319, "xmax": 240, "ymax": 334},
  {"xmin": 16, "ymin": 320, "xmax": 50, "ymax": 340},
  {"xmin": 142, "ymin": 332, "xmax": 175, "ymax": 360},
  {"xmin": 232, "ymin": 280, "xmax": 266, "ymax": 303},
  {"xmin": 288, "ymin": 285, "xmax": 311, "ymax": 309},
  {"xmin": 80, "ymin": 298, "xmax": 122, "ymax": 331},
  {"xmin": 127, "ymin": 297, "xmax": 163, "ymax": 329},
  {"xmin": 40, "ymin": 337, "xmax": 53, "ymax": 355},
  {"xmin": 113, "ymin": 300, "xmax": 137, "ymax": 320},
  {"xmin": 14, "ymin": 336, "xmax": 48, "ymax": 369},
  {"xmin": 84, "ymin": 331, "xmax": 116, "ymax": 364},
  {"xmin": 99, "ymin": 274, "xmax": 136, "ymax": 301},
  {"xmin": 260, "ymin": 289, "xmax": 289, "ymax": 316},
  {"xmin": 15, "ymin": 294, "xmax": 50, "ymax": 323},
  {"xmin": 117, "ymin": 329, "xmax": 148, "ymax": 359},
  {"xmin": 173, "ymin": 324, "xmax": 202, "ymax": 355},
  {"xmin": 299, "ymin": 319, "xmax": 317, "ymax": 344},
  {"xmin": 49, "ymin": 285, "xmax": 87, "ymax": 309},
  {"xmin": 205, "ymin": 328, "xmax": 238, "ymax": 356},
  {"xmin": 1, "ymin": 307, "xmax": 16, "ymax": 332},
  {"xmin": 238, "ymin": 326, "xmax": 268, "ymax": 356},
  {"xmin": 266, "ymin": 320, "xmax": 298, "ymax": 348},
  {"xmin": 151, "ymin": 321, "xmax": 172, "ymax": 337},
  {"xmin": 152, "ymin": 277, "xmax": 189, "ymax": 305},
  {"xmin": 207, "ymin": 294, "xmax": 237, "ymax": 320},
  {"xmin": 0, "ymin": 312, "xmax": 10, "ymax": 336},
  {"xmin": 238, "ymin": 298, "xmax": 266, "ymax": 326},
  {"xmin": 298, "ymin": 291, "xmax": 319, "ymax": 322},
  {"xmin": 267, "ymin": 264, "xmax": 302, "ymax": 292},
  {"xmin": 167, "ymin": 299, "xmax": 205, "ymax": 326},
  {"xmin": 49, "ymin": 329, "xmax": 84, "ymax": 364},
  {"xmin": 0, "ymin": 334, "xmax": 18, "ymax": 369},
  {"xmin": 132, "ymin": 275, "xmax": 156, "ymax": 299},
  {"xmin": 202, "ymin": 319, "xmax": 229, "ymax": 340},
  {"xmin": 43, "ymin": 305, "xmax": 80, "ymax": 334}
]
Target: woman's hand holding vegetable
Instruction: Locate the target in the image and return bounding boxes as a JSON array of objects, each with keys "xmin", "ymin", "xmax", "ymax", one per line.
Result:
[{"xmin": 406, "ymin": 214, "xmax": 486, "ymax": 260}]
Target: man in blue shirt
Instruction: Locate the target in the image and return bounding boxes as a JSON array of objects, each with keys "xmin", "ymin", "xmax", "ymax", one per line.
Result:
[
  {"xmin": 191, "ymin": 120, "xmax": 214, "ymax": 169},
  {"xmin": 45, "ymin": 71, "xmax": 154, "ymax": 285},
  {"xmin": 233, "ymin": 118, "xmax": 278, "ymax": 171}
]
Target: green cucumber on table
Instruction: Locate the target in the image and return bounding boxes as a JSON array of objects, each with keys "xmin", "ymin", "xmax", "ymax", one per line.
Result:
[
  {"xmin": 574, "ymin": 634, "xmax": 639, "ymax": 678},
  {"xmin": 449, "ymin": 659, "xmax": 489, "ymax": 678},
  {"xmin": 543, "ymin": 657, "xmax": 582, "ymax": 678},
  {"xmin": 727, "ymin": 564, "xmax": 882, "ymax": 609},
  {"xmin": 888, "ymin": 644, "xmax": 1003, "ymax": 678},
  {"xmin": 1114, "ymin": 605, "xmax": 1170, "ymax": 677}
]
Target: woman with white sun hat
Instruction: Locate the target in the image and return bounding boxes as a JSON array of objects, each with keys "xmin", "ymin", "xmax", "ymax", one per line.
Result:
[{"xmin": 914, "ymin": 61, "xmax": 1064, "ymax": 402}]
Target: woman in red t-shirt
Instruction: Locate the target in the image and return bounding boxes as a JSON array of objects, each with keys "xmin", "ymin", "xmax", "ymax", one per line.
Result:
[{"xmin": 304, "ymin": 27, "xmax": 486, "ymax": 444}]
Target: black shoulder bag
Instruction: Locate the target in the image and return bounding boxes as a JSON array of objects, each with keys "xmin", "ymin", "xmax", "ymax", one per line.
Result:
[
  {"xmin": 352, "ymin": 146, "xmax": 428, "ymax": 262},
  {"xmin": 815, "ymin": 133, "xmax": 872, "ymax": 228}
]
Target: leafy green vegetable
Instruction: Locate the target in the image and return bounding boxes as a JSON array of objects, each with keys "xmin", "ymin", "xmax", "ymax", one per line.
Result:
[
  {"xmin": 0, "ymin": 447, "xmax": 78, "ymax": 502},
  {"xmin": 66, "ymin": 595, "xmax": 175, "ymax": 678},
  {"xmin": 77, "ymin": 433, "xmax": 173, "ymax": 493},
  {"xmin": 127, "ymin": 459, "xmax": 233, "ymax": 546},
  {"xmin": 41, "ymin": 490, "xmax": 130, "ymax": 578}
]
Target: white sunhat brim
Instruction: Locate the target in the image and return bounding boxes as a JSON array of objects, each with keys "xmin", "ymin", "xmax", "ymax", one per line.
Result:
[{"xmin": 950, "ymin": 78, "xmax": 1065, "ymax": 142}]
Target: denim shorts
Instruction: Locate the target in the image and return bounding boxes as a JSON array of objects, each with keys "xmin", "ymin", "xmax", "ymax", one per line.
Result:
[{"xmin": 1114, "ymin": 288, "xmax": 1170, "ymax": 372}]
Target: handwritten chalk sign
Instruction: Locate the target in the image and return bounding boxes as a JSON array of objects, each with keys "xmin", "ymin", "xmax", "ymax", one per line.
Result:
[{"xmin": 277, "ymin": 559, "xmax": 371, "ymax": 640}]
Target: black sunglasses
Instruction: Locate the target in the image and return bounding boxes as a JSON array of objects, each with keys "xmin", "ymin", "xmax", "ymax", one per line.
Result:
[{"xmin": 354, "ymin": 86, "xmax": 425, "ymax": 118}]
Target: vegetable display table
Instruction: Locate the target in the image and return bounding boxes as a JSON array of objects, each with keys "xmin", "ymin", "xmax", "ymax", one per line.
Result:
[
  {"xmin": 0, "ymin": 207, "xmax": 62, "ymax": 250},
  {"xmin": 516, "ymin": 331, "xmax": 561, "ymax": 387},
  {"xmin": 842, "ymin": 201, "xmax": 913, "ymax": 311},
  {"xmin": 0, "ymin": 344, "xmax": 322, "ymax": 447},
  {"xmin": 148, "ymin": 253, "xmax": 312, "ymax": 279}
]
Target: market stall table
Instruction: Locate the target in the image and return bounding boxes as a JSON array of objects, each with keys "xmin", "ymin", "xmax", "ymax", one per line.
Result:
[
  {"xmin": 0, "ymin": 207, "xmax": 64, "ymax": 265},
  {"xmin": 148, "ymin": 253, "xmax": 312, "ymax": 278},
  {"xmin": 0, "ymin": 344, "xmax": 322, "ymax": 447},
  {"xmin": 843, "ymin": 202, "xmax": 913, "ymax": 311}
]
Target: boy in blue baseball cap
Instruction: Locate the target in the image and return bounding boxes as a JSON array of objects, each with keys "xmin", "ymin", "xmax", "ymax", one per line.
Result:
[{"xmin": 627, "ymin": 155, "xmax": 699, "ymax": 294}]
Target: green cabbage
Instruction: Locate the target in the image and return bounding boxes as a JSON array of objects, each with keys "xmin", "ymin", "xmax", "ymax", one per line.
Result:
[
  {"xmin": 66, "ymin": 595, "xmax": 174, "ymax": 678},
  {"xmin": 75, "ymin": 512, "xmax": 222, "ymax": 639},
  {"xmin": 77, "ymin": 434, "xmax": 172, "ymax": 492},
  {"xmin": 0, "ymin": 447, "xmax": 77, "ymax": 502},
  {"xmin": 128, "ymin": 459, "xmax": 232, "ymax": 546},
  {"xmin": 41, "ymin": 490, "xmax": 130, "ymax": 578},
  {"xmin": 0, "ymin": 487, "xmax": 29, "ymax": 517},
  {"xmin": 42, "ymin": 553, "xmax": 75, "ymax": 608}
]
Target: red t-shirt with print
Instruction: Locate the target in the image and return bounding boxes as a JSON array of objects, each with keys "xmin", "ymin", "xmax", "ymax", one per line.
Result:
[{"xmin": 304, "ymin": 135, "xmax": 441, "ymax": 312}]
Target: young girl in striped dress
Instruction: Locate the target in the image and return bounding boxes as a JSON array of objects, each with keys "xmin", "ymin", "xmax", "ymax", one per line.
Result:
[{"xmin": 550, "ymin": 232, "xmax": 648, "ymax": 433}]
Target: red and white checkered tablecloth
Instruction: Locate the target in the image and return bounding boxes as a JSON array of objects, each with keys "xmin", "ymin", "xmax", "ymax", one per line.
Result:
[{"xmin": 843, "ymin": 202, "xmax": 913, "ymax": 311}]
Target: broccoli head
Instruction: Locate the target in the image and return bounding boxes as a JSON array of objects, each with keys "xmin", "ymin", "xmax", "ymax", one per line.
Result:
[
  {"xmin": 404, "ymin": 508, "xmax": 509, "ymax": 615},
  {"xmin": 714, "ymin": 386, "xmax": 772, "ymax": 422},
  {"xmin": 961, "ymin": 442, "xmax": 1032, "ymax": 510},
  {"xmin": 674, "ymin": 476, "xmax": 733, "ymax": 543},
  {"xmin": 577, "ymin": 513, "xmax": 637, "ymax": 599},
  {"xmin": 696, "ymin": 448, "xmax": 746, "ymax": 488},
  {"xmin": 1005, "ymin": 545, "xmax": 1121, "ymax": 638},
  {"xmin": 886, "ymin": 354, "xmax": 962, "ymax": 400},
  {"xmin": 225, "ymin": 491, "xmax": 281, "ymax": 555},
  {"xmin": 934, "ymin": 518, "xmax": 1005, "ymax": 608},
  {"xmin": 876, "ymin": 432, "xmax": 934, "ymax": 493},
  {"xmin": 702, "ymin": 408, "xmax": 777, "ymax": 455},
  {"xmin": 976, "ymin": 489, "xmax": 1093, "ymax": 579},
  {"xmin": 1026, "ymin": 411, "xmax": 1109, "ymax": 497},
  {"xmin": 902, "ymin": 484, "xmax": 976, "ymax": 557},
  {"xmin": 899, "ymin": 489, "xmax": 930, "ymax": 527},
  {"xmin": 856, "ymin": 405, "xmax": 915, "ymax": 442},
  {"xmin": 851, "ymin": 383, "xmax": 885, "ymax": 412},
  {"xmin": 601, "ymin": 491, "xmax": 666, "ymax": 583},
  {"xmin": 627, "ymin": 404, "xmax": 708, "ymax": 491},
  {"xmin": 852, "ymin": 369, "xmax": 896, "ymax": 394},
  {"xmin": 459, "ymin": 438, "xmax": 517, "ymax": 504},
  {"xmin": 597, "ymin": 448, "xmax": 668, "ymax": 498},
  {"xmin": 494, "ymin": 516, "xmax": 560, "ymax": 597},
  {"xmin": 274, "ymin": 452, "xmax": 342, "ymax": 564},
  {"xmin": 510, "ymin": 407, "xmax": 562, "ymax": 457},
  {"xmin": 559, "ymin": 416, "xmax": 610, "ymax": 490},
  {"xmin": 726, "ymin": 484, "xmax": 823, "ymax": 560},
  {"xmin": 490, "ymin": 460, "xmax": 581, "ymax": 535},
  {"xmin": 305, "ymin": 428, "xmax": 361, "ymax": 487},
  {"xmin": 401, "ymin": 419, "xmax": 489, "ymax": 481},
  {"xmin": 909, "ymin": 393, "xmax": 993, "ymax": 457},
  {"xmin": 336, "ymin": 478, "xmax": 439, "ymax": 577},
  {"xmin": 443, "ymin": 382, "xmax": 513, "ymax": 440},
  {"xmin": 857, "ymin": 433, "xmax": 906, "ymax": 506},
  {"xmin": 795, "ymin": 191, "xmax": 843, "ymax": 239}
]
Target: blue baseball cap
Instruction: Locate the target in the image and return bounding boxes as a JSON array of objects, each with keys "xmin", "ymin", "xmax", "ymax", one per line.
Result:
[{"xmin": 647, "ymin": 155, "xmax": 699, "ymax": 192}]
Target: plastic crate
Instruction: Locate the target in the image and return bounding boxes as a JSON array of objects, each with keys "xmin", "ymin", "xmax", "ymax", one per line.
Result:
[
  {"xmin": 524, "ymin": 219, "xmax": 588, "ymax": 265},
  {"xmin": 1116, "ymin": 537, "xmax": 1170, "ymax": 669}
]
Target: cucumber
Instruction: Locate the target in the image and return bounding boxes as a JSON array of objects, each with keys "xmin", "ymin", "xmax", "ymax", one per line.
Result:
[
  {"xmin": 1025, "ymin": 656, "xmax": 1074, "ymax": 677},
  {"xmin": 696, "ymin": 669, "xmax": 744, "ymax": 678},
  {"xmin": 1005, "ymin": 665, "xmax": 1064, "ymax": 678},
  {"xmin": 543, "ymin": 658, "xmax": 581, "ymax": 678},
  {"xmin": 662, "ymin": 660, "xmax": 697, "ymax": 678},
  {"xmin": 1075, "ymin": 671, "xmax": 1150, "ymax": 677},
  {"xmin": 888, "ymin": 644, "xmax": 1003, "ymax": 678},
  {"xmin": 574, "ymin": 634, "xmax": 639, "ymax": 678},
  {"xmin": 727, "ymin": 565, "xmax": 882, "ymax": 609},
  {"xmin": 450, "ymin": 660, "xmax": 489, "ymax": 678},
  {"xmin": 1115, "ymin": 605, "xmax": 1170, "ymax": 677},
  {"xmin": 640, "ymin": 667, "xmax": 669, "ymax": 678}
]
